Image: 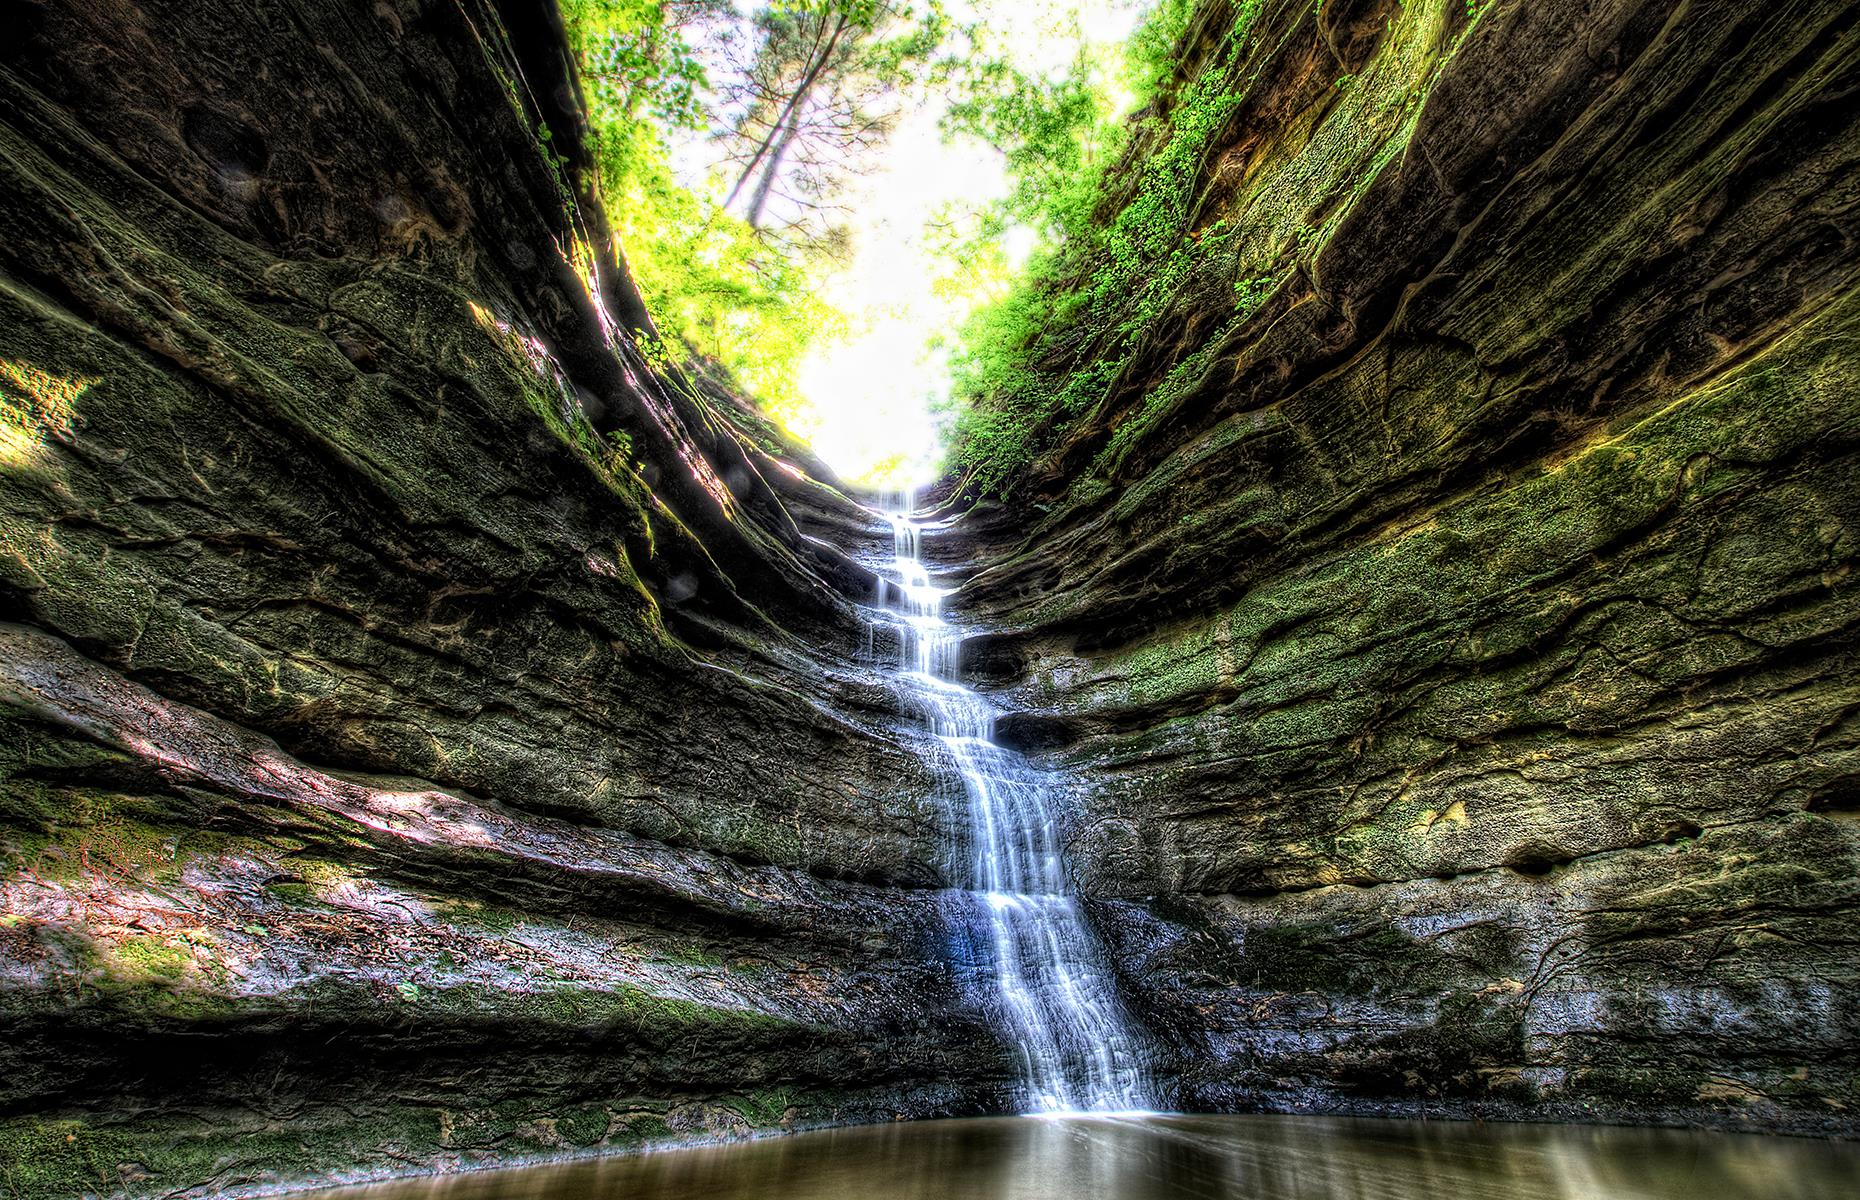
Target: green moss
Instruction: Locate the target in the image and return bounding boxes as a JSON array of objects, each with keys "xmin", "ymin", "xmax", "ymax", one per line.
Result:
[
  {"xmin": 654, "ymin": 937, "xmax": 725, "ymax": 968},
  {"xmin": 433, "ymin": 895, "xmax": 526, "ymax": 934},
  {"xmin": 0, "ymin": 711, "xmax": 147, "ymax": 810},
  {"xmin": 440, "ymin": 1100, "xmax": 525, "ymax": 1149},
  {"xmin": 107, "ymin": 936, "xmax": 194, "ymax": 983},
  {"xmin": 1363, "ymin": 991, "xmax": 1526, "ymax": 1095},
  {"xmin": 1575, "ymin": 1065, "xmax": 1714, "ymax": 1106},
  {"xmin": 0, "ymin": 1118, "xmax": 126, "ymax": 1198},
  {"xmin": 0, "ymin": 1104, "xmax": 460, "ymax": 1199},
  {"xmin": 949, "ymin": 0, "xmax": 1470, "ymax": 495},
  {"xmin": 533, "ymin": 981, "xmax": 788, "ymax": 1034},
  {"xmin": 719, "ymin": 1086, "xmax": 798, "ymax": 1128},
  {"xmin": 57, "ymin": 818, "xmax": 180, "ymax": 879},
  {"xmin": 1117, "ymin": 629, "xmax": 1226, "ymax": 705},
  {"xmin": 552, "ymin": 1104, "xmax": 613, "ymax": 1146}
]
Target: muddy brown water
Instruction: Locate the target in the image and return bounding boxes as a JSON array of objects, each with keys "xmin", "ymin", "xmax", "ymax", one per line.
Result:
[{"xmin": 309, "ymin": 1114, "xmax": 1858, "ymax": 1200}]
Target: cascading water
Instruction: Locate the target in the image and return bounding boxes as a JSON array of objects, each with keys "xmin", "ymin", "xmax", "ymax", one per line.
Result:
[{"xmin": 873, "ymin": 493, "xmax": 1150, "ymax": 1115}]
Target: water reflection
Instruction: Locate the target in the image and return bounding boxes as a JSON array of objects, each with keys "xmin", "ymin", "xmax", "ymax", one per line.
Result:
[{"xmin": 313, "ymin": 1115, "xmax": 1858, "ymax": 1200}]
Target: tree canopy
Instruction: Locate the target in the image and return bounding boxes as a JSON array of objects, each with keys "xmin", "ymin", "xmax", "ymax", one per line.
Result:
[{"xmin": 560, "ymin": 0, "xmax": 1193, "ymax": 484}]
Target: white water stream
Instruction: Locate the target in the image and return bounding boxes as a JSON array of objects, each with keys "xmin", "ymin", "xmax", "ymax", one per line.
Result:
[{"xmin": 874, "ymin": 497, "xmax": 1150, "ymax": 1114}]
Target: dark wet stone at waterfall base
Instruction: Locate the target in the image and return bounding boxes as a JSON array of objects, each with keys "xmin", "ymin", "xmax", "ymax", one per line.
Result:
[{"xmin": 308, "ymin": 1116, "xmax": 1860, "ymax": 1200}]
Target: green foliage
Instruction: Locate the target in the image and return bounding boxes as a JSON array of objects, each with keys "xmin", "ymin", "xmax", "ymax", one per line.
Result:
[
  {"xmin": 561, "ymin": 2, "xmax": 959, "ymax": 432},
  {"xmin": 565, "ymin": 0, "xmax": 714, "ymax": 132},
  {"xmin": 563, "ymin": 0, "xmax": 842, "ymax": 420},
  {"xmin": 942, "ymin": 1, "xmax": 1267, "ymax": 496},
  {"xmin": 1234, "ymin": 273, "xmax": 1273, "ymax": 312},
  {"xmin": 558, "ymin": 1, "xmax": 1297, "ymax": 483},
  {"xmin": 940, "ymin": 47, "xmax": 1115, "ymax": 247},
  {"xmin": 0, "ymin": 1109, "xmax": 450, "ymax": 1200},
  {"xmin": 1122, "ymin": 0, "xmax": 1197, "ymax": 104}
]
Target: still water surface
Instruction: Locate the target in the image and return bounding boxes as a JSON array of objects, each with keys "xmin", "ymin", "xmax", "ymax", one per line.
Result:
[{"xmin": 314, "ymin": 1114, "xmax": 1857, "ymax": 1200}]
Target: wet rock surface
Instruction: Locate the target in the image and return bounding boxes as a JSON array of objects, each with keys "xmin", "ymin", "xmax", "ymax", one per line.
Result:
[{"xmin": 951, "ymin": 0, "xmax": 1860, "ymax": 1136}]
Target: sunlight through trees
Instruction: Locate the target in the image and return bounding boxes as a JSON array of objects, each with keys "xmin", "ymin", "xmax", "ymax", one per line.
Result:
[{"xmin": 561, "ymin": 0, "xmax": 1165, "ymax": 485}]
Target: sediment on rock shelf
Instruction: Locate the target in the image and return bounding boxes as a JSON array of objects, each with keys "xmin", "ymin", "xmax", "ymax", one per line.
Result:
[{"xmin": 1, "ymin": 0, "xmax": 1856, "ymax": 1197}]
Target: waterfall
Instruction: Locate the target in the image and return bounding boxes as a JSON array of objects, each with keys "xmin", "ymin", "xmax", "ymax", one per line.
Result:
[{"xmin": 874, "ymin": 493, "xmax": 1151, "ymax": 1115}]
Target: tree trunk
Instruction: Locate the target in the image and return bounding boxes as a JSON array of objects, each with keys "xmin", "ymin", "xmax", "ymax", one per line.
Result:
[
  {"xmin": 723, "ymin": 12, "xmax": 849, "ymax": 214},
  {"xmin": 745, "ymin": 110, "xmax": 803, "ymax": 229}
]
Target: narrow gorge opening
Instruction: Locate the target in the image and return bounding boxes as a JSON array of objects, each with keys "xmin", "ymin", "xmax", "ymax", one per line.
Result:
[{"xmin": 2, "ymin": 2, "xmax": 1858, "ymax": 1199}]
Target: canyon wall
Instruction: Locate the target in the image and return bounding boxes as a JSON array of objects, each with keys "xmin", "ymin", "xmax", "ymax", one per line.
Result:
[
  {"xmin": 0, "ymin": 2, "xmax": 1009, "ymax": 1195},
  {"xmin": 3, "ymin": 0, "xmax": 1858, "ymax": 1196},
  {"xmin": 955, "ymin": 0, "xmax": 1860, "ymax": 1134}
]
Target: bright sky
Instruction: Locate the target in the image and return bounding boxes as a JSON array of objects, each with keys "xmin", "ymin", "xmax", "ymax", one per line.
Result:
[{"xmin": 782, "ymin": 1, "xmax": 1148, "ymax": 487}]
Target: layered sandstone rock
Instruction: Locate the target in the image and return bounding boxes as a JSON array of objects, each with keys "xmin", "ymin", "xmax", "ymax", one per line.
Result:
[
  {"xmin": 3, "ymin": 0, "xmax": 1856, "ymax": 1196},
  {"xmin": 951, "ymin": 0, "xmax": 1860, "ymax": 1134},
  {"xmin": 0, "ymin": 2, "xmax": 1007, "ymax": 1194}
]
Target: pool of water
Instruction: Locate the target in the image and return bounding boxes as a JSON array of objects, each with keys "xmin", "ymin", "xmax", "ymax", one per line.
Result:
[{"xmin": 312, "ymin": 1114, "xmax": 1858, "ymax": 1200}]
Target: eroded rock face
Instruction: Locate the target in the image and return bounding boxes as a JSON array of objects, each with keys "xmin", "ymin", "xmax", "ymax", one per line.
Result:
[
  {"xmin": 0, "ymin": 2, "xmax": 1009, "ymax": 1194},
  {"xmin": 4, "ymin": 0, "xmax": 1857, "ymax": 1193},
  {"xmin": 953, "ymin": 0, "xmax": 1860, "ymax": 1134}
]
